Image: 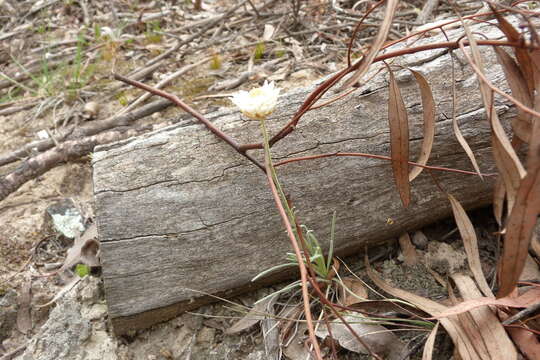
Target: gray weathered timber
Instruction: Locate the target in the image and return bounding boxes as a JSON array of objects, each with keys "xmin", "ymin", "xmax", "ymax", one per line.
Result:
[{"xmin": 93, "ymin": 19, "xmax": 514, "ymax": 334}]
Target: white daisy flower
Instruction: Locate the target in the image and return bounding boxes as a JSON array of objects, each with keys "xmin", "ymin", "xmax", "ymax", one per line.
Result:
[{"xmin": 231, "ymin": 81, "xmax": 280, "ymax": 120}]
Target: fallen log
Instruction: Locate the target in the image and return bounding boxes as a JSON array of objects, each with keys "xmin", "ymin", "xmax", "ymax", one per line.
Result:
[{"xmin": 93, "ymin": 20, "xmax": 514, "ymax": 334}]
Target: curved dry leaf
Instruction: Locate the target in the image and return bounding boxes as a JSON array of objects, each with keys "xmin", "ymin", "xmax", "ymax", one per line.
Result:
[
  {"xmin": 386, "ymin": 65, "xmax": 410, "ymax": 207},
  {"xmin": 422, "ymin": 321, "xmax": 439, "ymax": 360},
  {"xmin": 498, "ymin": 164, "xmax": 540, "ymax": 298},
  {"xmin": 225, "ymin": 295, "xmax": 276, "ymax": 334},
  {"xmin": 451, "ymin": 274, "xmax": 517, "ymax": 360},
  {"xmin": 447, "ymin": 194, "xmax": 492, "ymax": 298},
  {"xmin": 315, "ymin": 313, "xmax": 408, "ymax": 360},
  {"xmin": 449, "ymin": 50, "xmax": 483, "ymax": 179},
  {"xmin": 342, "ymin": 0, "xmax": 398, "ymax": 89},
  {"xmin": 408, "ymin": 70, "xmax": 435, "ymax": 181},
  {"xmin": 491, "ymin": 6, "xmax": 535, "ymax": 93},
  {"xmin": 433, "ymin": 284, "xmax": 540, "ymax": 319},
  {"xmin": 494, "ymin": 47, "xmax": 533, "ymax": 144},
  {"xmin": 459, "ymin": 16, "xmax": 526, "ymax": 213},
  {"xmin": 340, "ymin": 277, "xmax": 369, "ymax": 306},
  {"xmin": 493, "ymin": 178, "xmax": 506, "ymax": 227},
  {"xmin": 506, "ymin": 322, "xmax": 540, "ymax": 360},
  {"xmin": 364, "ymin": 254, "xmax": 479, "ymax": 360}
]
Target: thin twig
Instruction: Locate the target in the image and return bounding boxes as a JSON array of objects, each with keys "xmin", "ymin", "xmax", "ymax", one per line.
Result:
[
  {"xmin": 273, "ymin": 152, "xmax": 497, "ymax": 177},
  {"xmin": 113, "ymin": 73, "xmax": 265, "ymax": 170}
]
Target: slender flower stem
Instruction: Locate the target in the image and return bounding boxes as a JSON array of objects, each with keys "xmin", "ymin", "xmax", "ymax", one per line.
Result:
[{"xmin": 259, "ymin": 116, "xmax": 323, "ymax": 360}]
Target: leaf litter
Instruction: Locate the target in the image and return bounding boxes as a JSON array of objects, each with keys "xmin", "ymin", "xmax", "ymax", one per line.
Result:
[{"xmin": 1, "ymin": 1, "xmax": 540, "ymax": 359}]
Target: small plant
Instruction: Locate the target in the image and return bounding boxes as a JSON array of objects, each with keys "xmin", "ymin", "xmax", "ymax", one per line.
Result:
[
  {"xmin": 144, "ymin": 21, "xmax": 163, "ymax": 44},
  {"xmin": 253, "ymin": 42, "xmax": 265, "ymax": 61},
  {"xmin": 209, "ymin": 53, "xmax": 222, "ymax": 70}
]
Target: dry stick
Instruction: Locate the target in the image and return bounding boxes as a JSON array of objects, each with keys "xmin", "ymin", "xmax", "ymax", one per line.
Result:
[
  {"xmin": 273, "ymin": 152, "xmax": 496, "ymax": 177},
  {"xmin": 113, "ymin": 74, "xmax": 265, "ymax": 171},
  {"xmin": 0, "ymin": 126, "xmax": 151, "ymax": 202},
  {"xmin": 117, "ymin": 57, "xmax": 212, "ymax": 115},
  {"xmin": 416, "ymin": 0, "xmax": 441, "ymax": 24},
  {"xmin": 0, "ymin": 99, "xmax": 172, "ymax": 167},
  {"xmin": 502, "ymin": 301, "xmax": 540, "ymax": 325}
]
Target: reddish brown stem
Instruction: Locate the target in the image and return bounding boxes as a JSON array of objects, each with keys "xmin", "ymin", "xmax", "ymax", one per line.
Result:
[
  {"xmin": 274, "ymin": 152, "xmax": 497, "ymax": 177},
  {"xmin": 263, "ymin": 150, "xmax": 323, "ymax": 360},
  {"xmin": 113, "ymin": 73, "xmax": 265, "ymax": 171}
]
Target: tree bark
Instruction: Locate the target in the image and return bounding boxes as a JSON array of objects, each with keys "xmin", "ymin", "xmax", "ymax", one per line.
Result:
[{"xmin": 93, "ymin": 20, "xmax": 514, "ymax": 334}]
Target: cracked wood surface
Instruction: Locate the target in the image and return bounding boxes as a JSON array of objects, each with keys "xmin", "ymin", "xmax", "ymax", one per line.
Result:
[{"xmin": 93, "ymin": 19, "xmax": 514, "ymax": 334}]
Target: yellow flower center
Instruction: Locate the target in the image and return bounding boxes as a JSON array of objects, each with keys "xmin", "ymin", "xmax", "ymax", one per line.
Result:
[{"xmin": 249, "ymin": 88, "xmax": 264, "ymax": 97}]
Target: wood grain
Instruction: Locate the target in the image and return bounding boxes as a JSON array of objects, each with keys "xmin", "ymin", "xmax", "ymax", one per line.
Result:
[{"xmin": 93, "ymin": 19, "xmax": 515, "ymax": 334}]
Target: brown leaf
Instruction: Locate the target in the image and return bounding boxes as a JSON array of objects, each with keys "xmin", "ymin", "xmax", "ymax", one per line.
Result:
[
  {"xmin": 342, "ymin": 0, "xmax": 398, "ymax": 89},
  {"xmin": 494, "ymin": 47, "xmax": 533, "ymax": 144},
  {"xmin": 387, "ymin": 65, "xmax": 410, "ymax": 207},
  {"xmin": 340, "ymin": 277, "xmax": 369, "ymax": 306},
  {"xmin": 408, "ymin": 70, "xmax": 435, "ymax": 181},
  {"xmin": 449, "ymin": 49, "xmax": 483, "ymax": 179},
  {"xmin": 493, "ymin": 178, "xmax": 505, "ymax": 227},
  {"xmin": 422, "ymin": 321, "xmax": 439, "ymax": 360},
  {"xmin": 447, "ymin": 194, "xmax": 492, "ymax": 297},
  {"xmin": 451, "ymin": 274, "xmax": 517, "ymax": 360},
  {"xmin": 398, "ymin": 232, "xmax": 418, "ymax": 266},
  {"xmin": 498, "ymin": 163, "xmax": 540, "ymax": 297},
  {"xmin": 59, "ymin": 223, "xmax": 100, "ymax": 275},
  {"xmin": 505, "ymin": 322, "xmax": 540, "ymax": 360},
  {"xmin": 460, "ymin": 14, "xmax": 526, "ymax": 213},
  {"xmin": 491, "ymin": 6, "xmax": 535, "ymax": 93},
  {"xmin": 225, "ymin": 295, "xmax": 276, "ymax": 334},
  {"xmin": 315, "ymin": 312, "xmax": 408, "ymax": 360},
  {"xmin": 365, "ymin": 254, "xmax": 481, "ymax": 360},
  {"xmin": 433, "ymin": 286, "xmax": 540, "ymax": 319}
]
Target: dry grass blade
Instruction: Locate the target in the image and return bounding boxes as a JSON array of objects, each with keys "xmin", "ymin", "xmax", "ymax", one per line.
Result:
[
  {"xmin": 407, "ymin": 70, "xmax": 436, "ymax": 182},
  {"xmin": 422, "ymin": 321, "xmax": 439, "ymax": 360},
  {"xmin": 451, "ymin": 274, "xmax": 517, "ymax": 360},
  {"xmin": 449, "ymin": 50, "xmax": 483, "ymax": 179},
  {"xmin": 447, "ymin": 194, "xmax": 492, "ymax": 297},
  {"xmin": 494, "ymin": 47, "xmax": 533, "ymax": 144},
  {"xmin": 386, "ymin": 64, "xmax": 411, "ymax": 207},
  {"xmin": 432, "ymin": 286, "xmax": 540, "ymax": 319},
  {"xmin": 364, "ymin": 254, "xmax": 480, "ymax": 360},
  {"xmin": 225, "ymin": 295, "xmax": 276, "ymax": 334},
  {"xmin": 498, "ymin": 163, "xmax": 540, "ymax": 297},
  {"xmin": 342, "ymin": 0, "xmax": 398, "ymax": 89}
]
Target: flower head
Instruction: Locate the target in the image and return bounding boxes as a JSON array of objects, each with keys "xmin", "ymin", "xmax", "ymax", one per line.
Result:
[{"xmin": 231, "ymin": 81, "xmax": 280, "ymax": 120}]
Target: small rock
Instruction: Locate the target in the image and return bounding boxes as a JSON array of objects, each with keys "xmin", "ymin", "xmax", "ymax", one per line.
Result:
[
  {"xmin": 19, "ymin": 291, "xmax": 91, "ymax": 360},
  {"xmin": 425, "ymin": 241, "xmax": 466, "ymax": 275},
  {"xmin": 83, "ymin": 102, "xmax": 100, "ymax": 119},
  {"xmin": 0, "ymin": 289, "xmax": 18, "ymax": 343},
  {"xmin": 18, "ymin": 278, "xmax": 117, "ymax": 360},
  {"xmin": 411, "ymin": 231, "xmax": 429, "ymax": 250},
  {"xmin": 81, "ymin": 303, "xmax": 108, "ymax": 321},
  {"xmin": 45, "ymin": 199, "xmax": 86, "ymax": 239},
  {"xmin": 78, "ymin": 276, "xmax": 102, "ymax": 304},
  {"xmin": 196, "ymin": 327, "xmax": 215, "ymax": 344}
]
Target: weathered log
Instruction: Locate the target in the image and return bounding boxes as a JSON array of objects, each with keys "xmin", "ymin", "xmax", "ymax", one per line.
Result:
[{"xmin": 93, "ymin": 20, "xmax": 514, "ymax": 334}]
